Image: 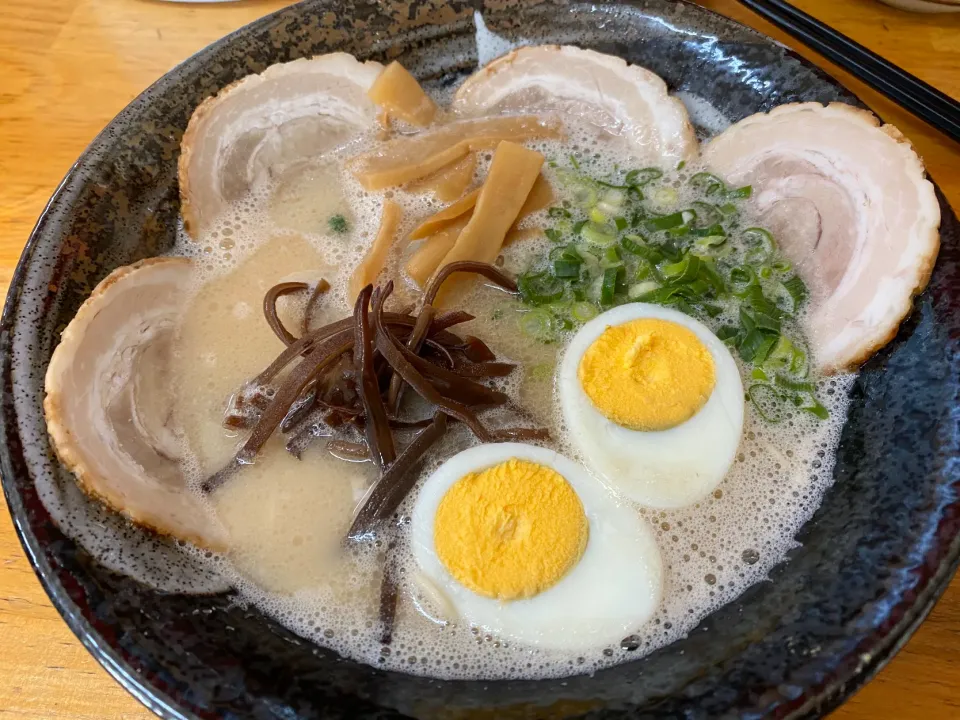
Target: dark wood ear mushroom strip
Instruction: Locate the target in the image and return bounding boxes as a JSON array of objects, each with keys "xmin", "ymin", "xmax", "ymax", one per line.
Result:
[
  {"xmin": 263, "ymin": 281, "xmax": 310, "ymax": 345},
  {"xmin": 353, "ymin": 285, "xmax": 397, "ymax": 469},
  {"xmin": 203, "ymin": 261, "xmax": 549, "ymax": 641}
]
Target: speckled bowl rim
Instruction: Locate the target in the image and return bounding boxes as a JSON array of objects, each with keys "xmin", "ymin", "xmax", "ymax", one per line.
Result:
[{"xmin": 1, "ymin": 2, "xmax": 958, "ymax": 718}]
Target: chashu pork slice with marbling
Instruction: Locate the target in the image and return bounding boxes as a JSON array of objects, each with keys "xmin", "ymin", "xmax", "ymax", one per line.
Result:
[
  {"xmin": 44, "ymin": 258, "xmax": 225, "ymax": 549},
  {"xmin": 702, "ymin": 102, "xmax": 940, "ymax": 373},
  {"xmin": 453, "ymin": 45, "xmax": 698, "ymax": 167},
  {"xmin": 179, "ymin": 53, "xmax": 384, "ymax": 238}
]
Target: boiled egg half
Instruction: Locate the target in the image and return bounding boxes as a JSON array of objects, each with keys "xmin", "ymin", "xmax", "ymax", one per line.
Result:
[
  {"xmin": 559, "ymin": 303, "xmax": 744, "ymax": 509},
  {"xmin": 410, "ymin": 442, "xmax": 662, "ymax": 651}
]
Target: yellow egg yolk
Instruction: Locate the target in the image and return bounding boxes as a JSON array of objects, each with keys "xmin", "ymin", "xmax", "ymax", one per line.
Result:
[
  {"xmin": 578, "ymin": 318, "xmax": 716, "ymax": 431},
  {"xmin": 433, "ymin": 458, "xmax": 589, "ymax": 600}
]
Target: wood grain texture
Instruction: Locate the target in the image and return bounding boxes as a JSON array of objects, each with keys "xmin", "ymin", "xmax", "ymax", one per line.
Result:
[{"xmin": 0, "ymin": 1, "xmax": 957, "ymax": 718}]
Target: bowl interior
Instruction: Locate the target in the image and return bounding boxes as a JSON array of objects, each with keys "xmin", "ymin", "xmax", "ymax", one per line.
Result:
[{"xmin": 2, "ymin": 1, "xmax": 959, "ymax": 718}]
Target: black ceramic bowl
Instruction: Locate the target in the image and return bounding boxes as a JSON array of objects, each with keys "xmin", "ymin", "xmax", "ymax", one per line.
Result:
[{"xmin": 2, "ymin": 1, "xmax": 959, "ymax": 718}]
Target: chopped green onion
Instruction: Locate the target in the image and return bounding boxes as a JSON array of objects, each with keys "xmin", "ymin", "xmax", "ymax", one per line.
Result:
[
  {"xmin": 775, "ymin": 374, "xmax": 814, "ymax": 392},
  {"xmin": 576, "ymin": 245, "xmax": 602, "ymax": 272},
  {"xmin": 634, "ymin": 260, "xmax": 656, "ymax": 282},
  {"xmin": 600, "ymin": 266, "xmax": 621, "ymax": 305},
  {"xmin": 759, "ymin": 266, "xmax": 772, "ymax": 279},
  {"xmin": 553, "ymin": 260, "xmax": 581, "ymax": 278},
  {"xmin": 518, "ymin": 308, "xmax": 556, "ymax": 342},
  {"xmin": 572, "ymin": 219, "xmax": 587, "ymax": 235},
  {"xmin": 748, "ymin": 384, "xmax": 783, "ymax": 423},
  {"xmin": 754, "ymin": 334, "xmax": 778, "ymax": 364},
  {"xmin": 550, "ymin": 244, "xmax": 582, "ymax": 263},
  {"xmin": 569, "ymin": 154, "xmax": 581, "ymax": 170},
  {"xmin": 658, "ymin": 239, "xmax": 684, "ymax": 262},
  {"xmin": 743, "ymin": 227, "xmax": 777, "ymax": 264},
  {"xmin": 676, "ymin": 161, "xmax": 686, "ymax": 171},
  {"xmin": 614, "ymin": 216, "xmax": 628, "ymax": 232},
  {"xmin": 595, "ymin": 179, "xmax": 627, "ymax": 190},
  {"xmin": 650, "ymin": 186, "xmax": 679, "ymax": 208},
  {"xmin": 728, "ymin": 185, "xmax": 753, "ymax": 199},
  {"xmin": 601, "ymin": 245, "xmax": 623, "ymax": 268},
  {"xmin": 751, "ymin": 368, "xmax": 769, "ymax": 382},
  {"xmin": 742, "ymin": 285, "xmax": 778, "ymax": 315},
  {"xmin": 587, "ymin": 275, "xmax": 604, "ymax": 302},
  {"xmin": 581, "ymin": 221, "xmax": 618, "ymax": 247},
  {"xmin": 589, "ymin": 207, "xmax": 608, "ymax": 224},
  {"xmin": 621, "ymin": 234, "xmax": 657, "ymax": 259},
  {"xmin": 772, "ymin": 259, "xmax": 793, "ymax": 273},
  {"xmin": 719, "ymin": 202, "xmax": 738, "ymax": 216},
  {"xmin": 690, "ymin": 171, "xmax": 726, "ymax": 196},
  {"xmin": 694, "ymin": 235, "xmax": 727, "ymax": 253},
  {"xmin": 597, "ymin": 201, "xmax": 622, "ymax": 217},
  {"xmin": 548, "ymin": 206, "xmax": 572, "ymax": 220},
  {"xmin": 800, "ymin": 395, "xmax": 829, "ymax": 419},
  {"xmin": 765, "ymin": 336, "xmax": 799, "ymax": 373},
  {"xmin": 782, "ymin": 275, "xmax": 809, "ymax": 308},
  {"xmin": 740, "ymin": 293, "xmax": 781, "ymax": 333},
  {"xmin": 628, "ymin": 280, "xmax": 660, "ymax": 300},
  {"xmin": 681, "ymin": 278, "xmax": 710, "ymax": 297},
  {"xmin": 717, "ymin": 325, "xmax": 740, "ymax": 344},
  {"xmin": 544, "ymin": 228, "xmax": 562, "ymax": 243},
  {"xmin": 691, "ymin": 223, "xmax": 727, "ymax": 238},
  {"xmin": 328, "ymin": 214, "xmax": 349, "ymax": 234},
  {"xmin": 646, "ymin": 211, "xmax": 688, "ymax": 231},
  {"xmin": 626, "ymin": 168, "xmax": 664, "ymax": 186},
  {"xmin": 691, "ymin": 201, "xmax": 723, "ymax": 227},
  {"xmin": 791, "ymin": 346, "xmax": 809, "ymax": 376},
  {"xmin": 729, "ymin": 265, "xmax": 758, "ymax": 295},
  {"xmin": 601, "ymin": 188, "xmax": 626, "ymax": 207},
  {"xmin": 670, "ymin": 297, "xmax": 697, "ymax": 316},
  {"xmin": 571, "ymin": 183, "xmax": 598, "ymax": 209},
  {"xmin": 546, "ymin": 303, "xmax": 574, "ymax": 332},
  {"xmin": 698, "ymin": 259, "xmax": 727, "ymax": 296},
  {"xmin": 738, "ymin": 328, "xmax": 770, "ymax": 362},
  {"xmin": 571, "ymin": 301, "xmax": 599, "ymax": 322},
  {"xmin": 518, "ymin": 271, "xmax": 564, "ymax": 306},
  {"xmin": 661, "ymin": 253, "xmax": 701, "ymax": 285}
]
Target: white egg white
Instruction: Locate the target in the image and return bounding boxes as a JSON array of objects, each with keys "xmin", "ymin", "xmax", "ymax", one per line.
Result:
[
  {"xmin": 410, "ymin": 443, "xmax": 663, "ymax": 652},
  {"xmin": 559, "ymin": 303, "xmax": 744, "ymax": 509}
]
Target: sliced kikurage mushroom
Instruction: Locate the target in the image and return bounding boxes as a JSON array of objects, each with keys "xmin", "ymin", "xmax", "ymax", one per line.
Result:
[
  {"xmin": 702, "ymin": 103, "xmax": 941, "ymax": 373},
  {"xmin": 179, "ymin": 53, "xmax": 384, "ymax": 237},
  {"xmin": 452, "ymin": 45, "xmax": 698, "ymax": 165},
  {"xmin": 44, "ymin": 258, "xmax": 225, "ymax": 549}
]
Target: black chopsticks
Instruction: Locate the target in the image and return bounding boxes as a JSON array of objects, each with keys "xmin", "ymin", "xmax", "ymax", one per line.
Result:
[{"xmin": 736, "ymin": 0, "xmax": 960, "ymax": 144}]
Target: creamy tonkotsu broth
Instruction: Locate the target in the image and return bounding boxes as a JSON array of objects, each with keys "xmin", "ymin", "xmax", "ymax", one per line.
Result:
[
  {"xmin": 152, "ymin": 115, "xmax": 854, "ymax": 680},
  {"xmin": 43, "ymin": 39, "xmax": 942, "ymax": 684}
]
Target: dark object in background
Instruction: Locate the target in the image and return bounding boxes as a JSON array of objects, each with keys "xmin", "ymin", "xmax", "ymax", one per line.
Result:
[{"xmin": 737, "ymin": 0, "xmax": 960, "ymax": 143}]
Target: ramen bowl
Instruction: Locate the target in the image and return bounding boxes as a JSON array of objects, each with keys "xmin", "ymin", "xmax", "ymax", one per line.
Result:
[{"xmin": 2, "ymin": 1, "xmax": 959, "ymax": 718}]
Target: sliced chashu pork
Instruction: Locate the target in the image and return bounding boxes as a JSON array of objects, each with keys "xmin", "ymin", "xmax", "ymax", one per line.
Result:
[
  {"xmin": 702, "ymin": 103, "xmax": 940, "ymax": 372},
  {"xmin": 453, "ymin": 45, "xmax": 697, "ymax": 166},
  {"xmin": 44, "ymin": 259, "xmax": 224, "ymax": 549},
  {"xmin": 179, "ymin": 53, "xmax": 384, "ymax": 237}
]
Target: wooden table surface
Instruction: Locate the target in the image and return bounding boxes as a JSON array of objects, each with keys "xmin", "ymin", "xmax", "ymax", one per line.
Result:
[{"xmin": 1, "ymin": 0, "xmax": 958, "ymax": 717}]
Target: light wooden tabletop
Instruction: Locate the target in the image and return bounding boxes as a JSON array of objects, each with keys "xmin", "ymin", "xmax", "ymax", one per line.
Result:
[{"xmin": 1, "ymin": 1, "xmax": 958, "ymax": 718}]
